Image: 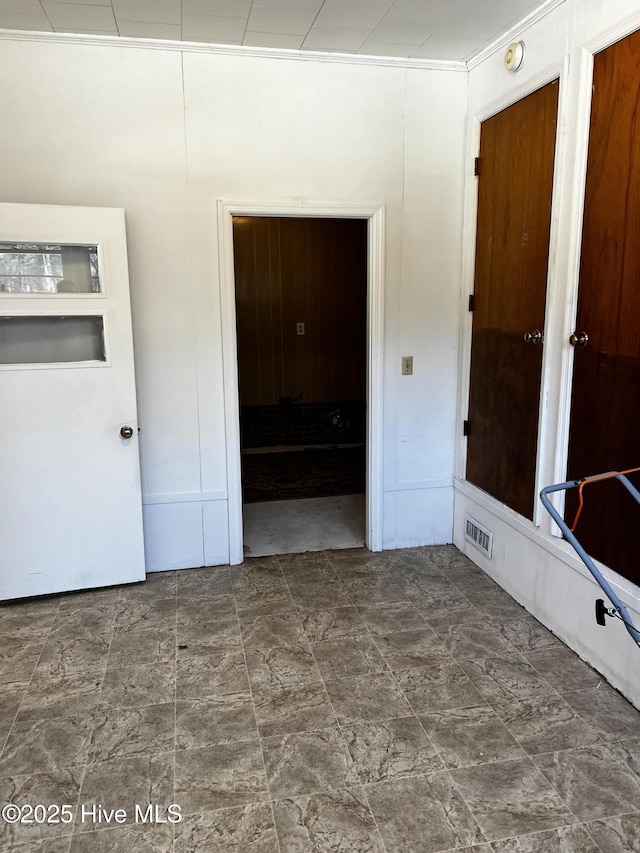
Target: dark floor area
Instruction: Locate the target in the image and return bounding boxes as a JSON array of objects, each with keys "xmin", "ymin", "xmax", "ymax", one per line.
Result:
[{"xmin": 241, "ymin": 445, "xmax": 366, "ymax": 503}]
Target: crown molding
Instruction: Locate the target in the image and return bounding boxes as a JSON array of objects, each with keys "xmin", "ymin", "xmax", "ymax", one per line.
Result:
[
  {"xmin": 466, "ymin": 0, "xmax": 567, "ymax": 70},
  {"xmin": 0, "ymin": 28, "xmax": 467, "ymax": 72}
]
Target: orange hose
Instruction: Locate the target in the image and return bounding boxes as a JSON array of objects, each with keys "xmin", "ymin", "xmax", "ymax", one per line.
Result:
[{"xmin": 570, "ymin": 466, "xmax": 640, "ymax": 532}]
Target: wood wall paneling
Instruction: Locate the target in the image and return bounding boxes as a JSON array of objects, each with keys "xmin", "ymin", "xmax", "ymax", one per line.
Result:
[{"xmin": 233, "ymin": 216, "xmax": 367, "ymax": 408}]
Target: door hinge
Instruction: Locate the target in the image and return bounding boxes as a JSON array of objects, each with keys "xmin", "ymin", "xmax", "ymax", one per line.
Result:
[
  {"xmin": 468, "ymin": 294, "xmax": 475, "ymax": 312},
  {"xmin": 463, "ymin": 420, "xmax": 470, "ymax": 437},
  {"xmin": 474, "ymin": 157, "xmax": 480, "ymax": 177}
]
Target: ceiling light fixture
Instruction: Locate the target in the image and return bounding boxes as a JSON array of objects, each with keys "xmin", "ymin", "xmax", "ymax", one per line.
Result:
[{"xmin": 504, "ymin": 41, "xmax": 525, "ymax": 71}]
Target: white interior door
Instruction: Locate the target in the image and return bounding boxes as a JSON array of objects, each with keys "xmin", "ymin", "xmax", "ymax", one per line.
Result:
[{"xmin": 0, "ymin": 203, "xmax": 145, "ymax": 600}]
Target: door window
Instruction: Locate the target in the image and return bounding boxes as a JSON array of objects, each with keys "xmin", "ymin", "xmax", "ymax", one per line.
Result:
[
  {"xmin": 0, "ymin": 243, "xmax": 101, "ymax": 294},
  {"xmin": 0, "ymin": 315, "xmax": 106, "ymax": 364}
]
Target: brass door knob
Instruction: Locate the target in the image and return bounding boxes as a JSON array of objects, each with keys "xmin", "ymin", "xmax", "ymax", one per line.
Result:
[
  {"xmin": 569, "ymin": 331, "xmax": 589, "ymax": 347},
  {"xmin": 120, "ymin": 425, "xmax": 134, "ymax": 439},
  {"xmin": 523, "ymin": 330, "xmax": 543, "ymax": 344}
]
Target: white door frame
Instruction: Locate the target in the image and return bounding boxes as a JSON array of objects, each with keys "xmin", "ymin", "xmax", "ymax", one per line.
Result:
[{"xmin": 217, "ymin": 199, "xmax": 385, "ymax": 565}]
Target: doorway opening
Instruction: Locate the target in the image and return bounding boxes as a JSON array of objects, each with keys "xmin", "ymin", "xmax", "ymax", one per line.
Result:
[
  {"xmin": 234, "ymin": 216, "xmax": 367, "ymax": 557},
  {"xmin": 217, "ymin": 200, "xmax": 385, "ymax": 565}
]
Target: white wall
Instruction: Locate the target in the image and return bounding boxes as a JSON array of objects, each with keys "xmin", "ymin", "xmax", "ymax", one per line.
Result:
[
  {"xmin": 0, "ymin": 37, "xmax": 468, "ymax": 570},
  {"xmin": 455, "ymin": 0, "xmax": 640, "ymax": 708}
]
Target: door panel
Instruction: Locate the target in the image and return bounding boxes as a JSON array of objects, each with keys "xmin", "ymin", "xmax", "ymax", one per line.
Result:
[
  {"xmin": 0, "ymin": 203, "xmax": 145, "ymax": 600},
  {"xmin": 467, "ymin": 81, "xmax": 559, "ymax": 518},
  {"xmin": 566, "ymin": 29, "xmax": 640, "ymax": 586}
]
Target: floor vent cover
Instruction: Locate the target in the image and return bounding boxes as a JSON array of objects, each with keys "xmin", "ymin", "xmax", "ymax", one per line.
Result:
[{"xmin": 464, "ymin": 515, "xmax": 493, "ymax": 557}]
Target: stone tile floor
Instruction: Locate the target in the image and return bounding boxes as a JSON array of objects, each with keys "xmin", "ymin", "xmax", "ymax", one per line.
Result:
[{"xmin": 0, "ymin": 545, "xmax": 639, "ymax": 852}]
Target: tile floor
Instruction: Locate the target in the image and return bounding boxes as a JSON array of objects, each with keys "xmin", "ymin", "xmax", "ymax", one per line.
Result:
[{"xmin": 0, "ymin": 545, "xmax": 639, "ymax": 852}]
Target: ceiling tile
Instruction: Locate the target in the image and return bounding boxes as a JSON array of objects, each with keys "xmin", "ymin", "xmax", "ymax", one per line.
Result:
[
  {"xmin": 314, "ymin": 46, "xmax": 357, "ymax": 53},
  {"xmin": 462, "ymin": 0, "xmax": 536, "ymax": 14},
  {"xmin": 411, "ymin": 36, "xmax": 486, "ymax": 60},
  {"xmin": 112, "ymin": 0, "xmax": 181, "ymax": 25},
  {"xmin": 41, "ymin": 1, "xmax": 117, "ymax": 29},
  {"xmin": 118, "ymin": 20, "xmax": 182, "ymax": 39},
  {"xmin": 385, "ymin": 0, "xmax": 464, "ymax": 25},
  {"xmin": 0, "ymin": 0, "xmax": 46, "ymax": 12},
  {"xmin": 247, "ymin": 6, "xmax": 317, "ymax": 35},
  {"xmin": 438, "ymin": 11, "xmax": 516, "ymax": 40},
  {"xmin": 0, "ymin": 12, "xmax": 52, "ymax": 30},
  {"xmin": 54, "ymin": 26, "xmax": 118, "ymax": 34},
  {"xmin": 358, "ymin": 40, "xmax": 419, "ymax": 57},
  {"xmin": 244, "ymin": 30, "xmax": 304, "ymax": 49},
  {"xmin": 314, "ymin": 0, "xmax": 393, "ymax": 31},
  {"xmin": 303, "ymin": 25, "xmax": 370, "ymax": 51},
  {"xmin": 182, "ymin": 14, "xmax": 246, "ymax": 43},
  {"xmin": 183, "ymin": 0, "xmax": 251, "ymax": 17},
  {"xmin": 369, "ymin": 20, "xmax": 437, "ymax": 44},
  {"xmin": 248, "ymin": 0, "xmax": 322, "ymax": 9},
  {"xmin": 0, "ymin": 0, "xmax": 553, "ymax": 63}
]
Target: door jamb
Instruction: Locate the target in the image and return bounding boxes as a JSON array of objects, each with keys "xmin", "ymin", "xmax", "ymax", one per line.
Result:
[{"xmin": 217, "ymin": 200, "xmax": 385, "ymax": 565}]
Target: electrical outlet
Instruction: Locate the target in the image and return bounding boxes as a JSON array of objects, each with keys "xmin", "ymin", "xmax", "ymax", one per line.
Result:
[
  {"xmin": 296, "ymin": 322, "xmax": 305, "ymax": 335},
  {"xmin": 401, "ymin": 356, "xmax": 413, "ymax": 375}
]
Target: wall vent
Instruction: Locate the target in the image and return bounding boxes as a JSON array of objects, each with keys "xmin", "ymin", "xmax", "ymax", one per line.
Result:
[{"xmin": 464, "ymin": 515, "xmax": 493, "ymax": 558}]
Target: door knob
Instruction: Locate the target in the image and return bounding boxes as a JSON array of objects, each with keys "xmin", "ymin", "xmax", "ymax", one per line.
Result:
[
  {"xmin": 120, "ymin": 425, "xmax": 134, "ymax": 439},
  {"xmin": 569, "ymin": 331, "xmax": 589, "ymax": 347},
  {"xmin": 523, "ymin": 330, "xmax": 543, "ymax": 344}
]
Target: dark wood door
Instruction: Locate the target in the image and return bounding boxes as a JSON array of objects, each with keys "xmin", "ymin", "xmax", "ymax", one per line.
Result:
[
  {"xmin": 566, "ymin": 29, "xmax": 640, "ymax": 586},
  {"xmin": 466, "ymin": 80, "xmax": 559, "ymax": 518}
]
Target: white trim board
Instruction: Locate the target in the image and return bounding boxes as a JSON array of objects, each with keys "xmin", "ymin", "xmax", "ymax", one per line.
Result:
[
  {"xmin": 384, "ymin": 478, "xmax": 453, "ymax": 493},
  {"xmin": 0, "ymin": 28, "xmax": 466, "ymax": 71},
  {"xmin": 216, "ymin": 200, "xmax": 386, "ymax": 566},
  {"xmin": 142, "ymin": 491, "xmax": 227, "ymax": 506}
]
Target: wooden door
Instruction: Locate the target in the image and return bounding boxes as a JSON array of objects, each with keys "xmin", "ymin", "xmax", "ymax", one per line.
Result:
[
  {"xmin": 566, "ymin": 29, "xmax": 640, "ymax": 586},
  {"xmin": 466, "ymin": 81, "xmax": 559, "ymax": 518}
]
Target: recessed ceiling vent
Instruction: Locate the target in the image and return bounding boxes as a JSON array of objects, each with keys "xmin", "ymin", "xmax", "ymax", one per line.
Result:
[{"xmin": 464, "ymin": 515, "xmax": 493, "ymax": 558}]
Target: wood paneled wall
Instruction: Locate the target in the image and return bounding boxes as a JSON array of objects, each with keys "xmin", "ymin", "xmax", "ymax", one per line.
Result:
[{"xmin": 233, "ymin": 216, "xmax": 367, "ymax": 407}]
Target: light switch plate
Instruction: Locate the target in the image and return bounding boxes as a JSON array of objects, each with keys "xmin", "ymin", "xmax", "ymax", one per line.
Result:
[{"xmin": 402, "ymin": 356, "xmax": 413, "ymax": 375}]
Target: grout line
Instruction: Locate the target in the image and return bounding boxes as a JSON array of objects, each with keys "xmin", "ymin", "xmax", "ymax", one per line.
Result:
[
  {"xmin": 345, "ymin": 591, "xmax": 491, "ymax": 847},
  {"xmin": 580, "ymin": 811, "xmax": 638, "ymax": 853},
  {"xmin": 328, "ymin": 550, "xmax": 612, "ymax": 844},
  {"xmin": 232, "ymin": 558, "xmax": 284, "ymax": 853},
  {"xmin": 0, "ymin": 597, "xmax": 63, "ymax": 747},
  {"xmin": 470, "ymin": 819, "xmax": 602, "ymax": 849},
  {"xmin": 63, "ymin": 591, "xmax": 118, "ymax": 844},
  {"xmin": 300, "ymin": 604, "xmax": 392, "ymax": 851},
  {"xmin": 0, "ymin": 596, "xmax": 76, "ymax": 852},
  {"xmin": 172, "ymin": 571, "xmax": 178, "ymax": 852}
]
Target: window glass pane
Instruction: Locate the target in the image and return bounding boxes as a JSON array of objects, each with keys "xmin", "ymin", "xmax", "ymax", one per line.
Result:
[
  {"xmin": 0, "ymin": 316, "xmax": 106, "ymax": 364},
  {"xmin": 0, "ymin": 244, "xmax": 101, "ymax": 294}
]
